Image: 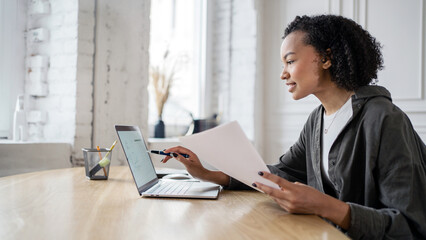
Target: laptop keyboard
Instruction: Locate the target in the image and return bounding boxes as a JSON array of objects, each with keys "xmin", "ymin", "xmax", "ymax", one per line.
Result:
[{"xmin": 148, "ymin": 181, "xmax": 194, "ymax": 195}]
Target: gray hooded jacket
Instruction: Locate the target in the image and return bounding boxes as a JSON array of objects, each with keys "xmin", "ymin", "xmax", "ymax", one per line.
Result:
[{"xmin": 227, "ymin": 85, "xmax": 426, "ymax": 239}]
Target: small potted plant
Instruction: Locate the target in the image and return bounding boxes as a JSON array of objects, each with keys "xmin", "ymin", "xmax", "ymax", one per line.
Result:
[{"xmin": 149, "ymin": 50, "xmax": 176, "ymax": 138}]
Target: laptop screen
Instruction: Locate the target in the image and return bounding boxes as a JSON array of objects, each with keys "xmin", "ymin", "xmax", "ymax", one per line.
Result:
[{"xmin": 116, "ymin": 126, "xmax": 158, "ymax": 192}]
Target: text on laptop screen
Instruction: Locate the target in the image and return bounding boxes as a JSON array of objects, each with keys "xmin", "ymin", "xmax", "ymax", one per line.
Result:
[{"xmin": 117, "ymin": 130, "xmax": 157, "ymax": 188}]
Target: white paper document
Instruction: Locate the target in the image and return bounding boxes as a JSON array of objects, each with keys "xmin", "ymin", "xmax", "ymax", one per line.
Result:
[{"xmin": 179, "ymin": 121, "xmax": 280, "ymax": 191}]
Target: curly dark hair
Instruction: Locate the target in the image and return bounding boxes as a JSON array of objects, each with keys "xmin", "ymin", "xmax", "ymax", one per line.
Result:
[{"xmin": 283, "ymin": 15, "xmax": 384, "ymax": 90}]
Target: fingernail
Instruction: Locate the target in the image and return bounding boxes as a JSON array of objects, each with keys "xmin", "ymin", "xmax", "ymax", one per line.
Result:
[
  {"xmin": 252, "ymin": 183, "xmax": 257, "ymax": 187},
  {"xmin": 258, "ymin": 171, "xmax": 264, "ymax": 176},
  {"xmin": 172, "ymin": 153, "xmax": 178, "ymax": 157}
]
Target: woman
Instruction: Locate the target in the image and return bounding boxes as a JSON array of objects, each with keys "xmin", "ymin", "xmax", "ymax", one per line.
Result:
[{"xmin": 162, "ymin": 15, "xmax": 426, "ymax": 239}]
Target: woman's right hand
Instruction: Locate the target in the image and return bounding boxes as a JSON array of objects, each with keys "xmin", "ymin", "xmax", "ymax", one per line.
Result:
[
  {"xmin": 162, "ymin": 146, "xmax": 230, "ymax": 186},
  {"xmin": 162, "ymin": 146, "xmax": 208, "ymax": 180}
]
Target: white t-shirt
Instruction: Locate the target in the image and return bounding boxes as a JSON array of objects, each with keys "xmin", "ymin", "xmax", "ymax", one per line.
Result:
[{"xmin": 321, "ymin": 97, "xmax": 353, "ymax": 180}]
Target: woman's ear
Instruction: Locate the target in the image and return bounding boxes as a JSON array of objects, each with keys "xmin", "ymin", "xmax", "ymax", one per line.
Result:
[
  {"xmin": 322, "ymin": 59, "xmax": 331, "ymax": 69},
  {"xmin": 322, "ymin": 48, "xmax": 332, "ymax": 69}
]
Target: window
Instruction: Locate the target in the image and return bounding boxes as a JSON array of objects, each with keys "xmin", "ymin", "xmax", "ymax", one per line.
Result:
[
  {"xmin": 0, "ymin": 0, "xmax": 26, "ymax": 139},
  {"xmin": 148, "ymin": 0, "xmax": 206, "ymax": 138}
]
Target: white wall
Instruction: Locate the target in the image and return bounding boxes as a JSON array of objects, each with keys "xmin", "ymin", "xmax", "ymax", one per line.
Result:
[
  {"xmin": 91, "ymin": 0, "xmax": 150, "ymax": 166},
  {"xmin": 27, "ymin": 0, "xmax": 151, "ymax": 166},
  {"xmin": 73, "ymin": 0, "xmax": 96, "ymax": 164},
  {"xmin": 25, "ymin": 0, "xmax": 79, "ymax": 141},
  {"xmin": 260, "ymin": 0, "xmax": 329, "ymax": 163}
]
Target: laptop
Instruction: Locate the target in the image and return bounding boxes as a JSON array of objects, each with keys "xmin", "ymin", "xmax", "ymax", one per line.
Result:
[{"xmin": 115, "ymin": 125, "xmax": 220, "ymax": 199}]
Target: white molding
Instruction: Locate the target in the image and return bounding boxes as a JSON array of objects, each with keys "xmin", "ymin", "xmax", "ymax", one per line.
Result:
[
  {"xmin": 362, "ymin": 0, "xmax": 425, "ymax": 108},
  {"xmin": 421, "ymin": 0, "xmax": 425, "ymax": 100},
  {"xmin": 327, "ymin": 0, "xmax": 341, "ymax": 15},
  {"xmin": 391, "ymin": 0, "xmax": 425, "ymax": 107},
  {"xmin": 352, "ymin": 0, "xmax": 358, "ymax": 21},
  {"xmin": 359, "ymin": 0, "xmax": 367, "ymax": 28},
  {"xmin": 397, "ymin": 0, "xmax": 425, "ymax": 101},
  {"xmin": 200, "ymin": 0, "xmax": 211, "ymax": 118}
]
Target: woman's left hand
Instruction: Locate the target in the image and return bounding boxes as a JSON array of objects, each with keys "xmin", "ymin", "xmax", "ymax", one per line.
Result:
[
  {"xmin": 254, "ymin": 171, "xmax": 351, "ymax": 229},
  {"xmin": 254, "ymin": 171, "xmax": 325, "ymax": 215}
]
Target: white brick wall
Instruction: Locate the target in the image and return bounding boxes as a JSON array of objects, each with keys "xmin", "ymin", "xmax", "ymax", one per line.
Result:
[
  {"xmin": 210, "ymin": 0, "xmax": 232, "ymax": 121},
  {"xmin": 26, "ymin": 0, "xmax": 79, "ymax": 142},
  {"xmin": 92, "ymin": 0, "xmax": 150, "ymax": 166},
  {"xmin": 73, "ymin": 0, "xmax": 96, "ymax": 164},
  {"xmin": 24, "ymin": 0, "xmax": 151, "ymax": 166}
]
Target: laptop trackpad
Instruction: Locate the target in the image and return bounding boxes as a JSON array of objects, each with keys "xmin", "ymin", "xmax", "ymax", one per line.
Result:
[{"xmin": 186, "ymin": 182, "xmax": 220, "ymax": 198}]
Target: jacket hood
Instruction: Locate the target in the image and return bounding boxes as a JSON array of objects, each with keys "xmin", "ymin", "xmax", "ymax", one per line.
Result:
[{"xmin": 353, "ymin": 85, "xmax": 392, "ymax": 102}]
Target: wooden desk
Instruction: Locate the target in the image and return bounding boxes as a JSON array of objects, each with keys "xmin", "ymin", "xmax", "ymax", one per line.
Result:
[{"xmin": 0, "ymin": 166, "xmax": 348, "ymax": 240}]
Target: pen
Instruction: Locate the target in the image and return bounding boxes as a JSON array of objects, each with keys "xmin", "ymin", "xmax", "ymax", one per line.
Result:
[
  {"xmin": 148, "ymin": 150, "xmax": 189, "ymax": 158},
  {"xmin": 103, "ymin": 140, "xmax": 117, "ymax": 160},
  {"xmin": 97, "ymin": 145, "xmax": 107, "ymax": 176}
]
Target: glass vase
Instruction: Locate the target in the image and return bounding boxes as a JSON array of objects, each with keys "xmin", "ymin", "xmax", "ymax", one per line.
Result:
[{"xmin": 154, "ymin": 118, "xmax": 165, "ymax": 138}]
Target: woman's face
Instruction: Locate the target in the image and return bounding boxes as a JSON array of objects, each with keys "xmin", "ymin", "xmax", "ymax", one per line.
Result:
[{"xmin": 280, "ymin": 31, "xmax": 329, "ymax": 100}]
